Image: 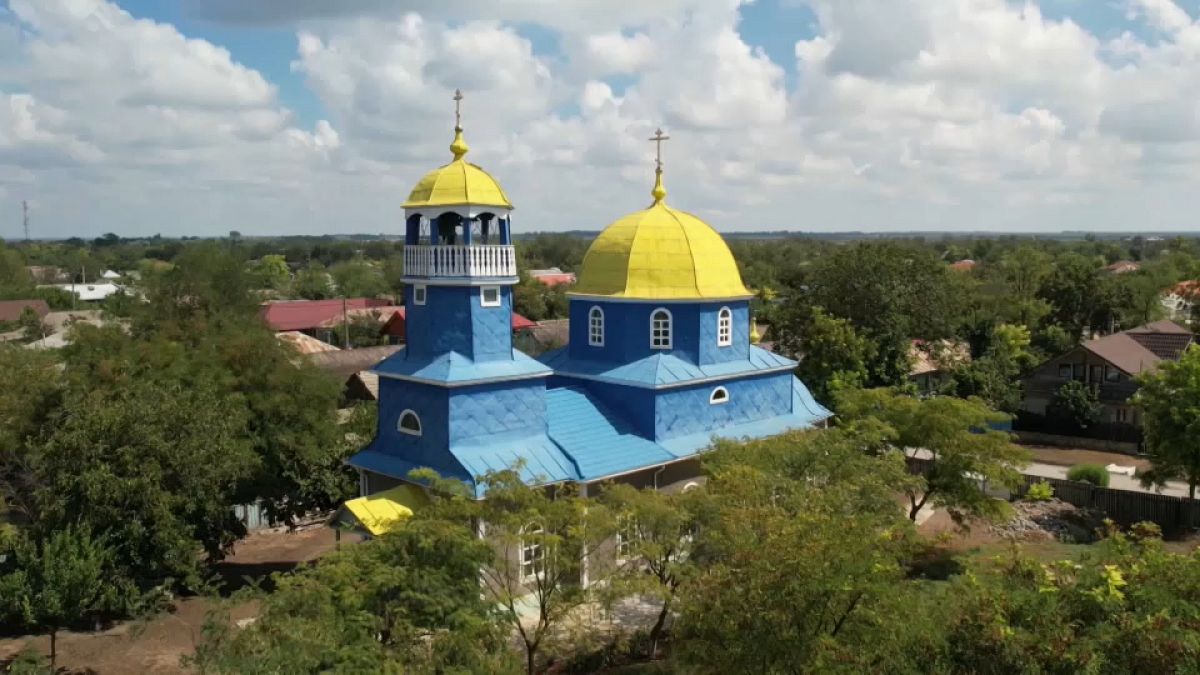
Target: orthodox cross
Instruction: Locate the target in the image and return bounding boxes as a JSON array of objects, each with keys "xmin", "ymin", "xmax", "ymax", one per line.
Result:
[
  {"xmin": 649, "ymin": 127, "xmax": 670, "ymax": 169},
  {"xmin": 453, "ymin": 89, "xmax": 464, "ymax": 129}
]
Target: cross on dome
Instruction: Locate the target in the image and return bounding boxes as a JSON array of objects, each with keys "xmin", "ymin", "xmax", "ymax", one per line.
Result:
[
  {"xmin": 649, "ymin": 128, "xmax": 670, "ymax": 204},
  {"xmin": 450, "ymin": 89, "xmax": 470, "ymax": 160}
]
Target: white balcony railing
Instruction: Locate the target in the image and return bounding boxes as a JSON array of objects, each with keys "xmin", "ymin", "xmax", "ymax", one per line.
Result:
[{"xmin": 404, "ymin": 244, "xmax": 517, "ymax": 278}]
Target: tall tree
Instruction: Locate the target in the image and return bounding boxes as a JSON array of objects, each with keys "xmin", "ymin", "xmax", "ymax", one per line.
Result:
[
  {"xmin": 1136, "ymin": 346, "xmax": 1200, "ymax": 500},
  {"xmin": 792, "ymin": 242, "xmax": 966, "ymax": 385},
  {"xmin": 837, "ymin": 388, "xmax": 1029, "ymax": 523},
  {"xmin": 330, "ymin": 259, "xmax": 389, "ymax": 298},
  {"xmin": 772, "ymin": 305, "xmax": 873, "ymax": 404}
]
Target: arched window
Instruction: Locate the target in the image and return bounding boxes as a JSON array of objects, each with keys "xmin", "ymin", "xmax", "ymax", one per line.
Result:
[
  {"xmin": 397, "ymin": 409, "xmax": 422, "ymax": 436},
  {"xmin": 717, "ymin": 306, "xmax": 733, "ymax": 346},
  {"xmin": 519, "ymin": 523, "xmax": 545, "ymax": 580},
  {"xmin": 709, "ymin": 386, "xmax": 730, "ymax": 405},
  {"xmin": 650, "ymin": 308, "xmax": 672, "ymax": 350},
  {"xmin": 588, "ymin": 306, "xmax": 604, "ymax": 346}
]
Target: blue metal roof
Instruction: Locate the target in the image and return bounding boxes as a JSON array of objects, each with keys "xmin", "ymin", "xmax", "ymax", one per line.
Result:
[
  {"xmin": 450, "ymin": 430, "xmax": 578, "ymax": 492},
  {"xmin": 347, "ymin": 445, "xmax": 472, "ymax": 485},
  {"xmin": 374, "ymin": 347, "xmax": 552, "ymax": 385},
  {"xmin": 546, "ymin": 386, "xmax": 677, "ymax": 480},
  {"xmin": 539, "ymin": 345, "xmax": 796, "ymax": 389}
]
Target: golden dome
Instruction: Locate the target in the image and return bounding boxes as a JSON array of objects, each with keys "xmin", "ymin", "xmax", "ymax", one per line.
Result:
[
  {"xmin": 572, "ymin": 170, "xmax": 752, "ymax": 300},
  {"xmin": 402, "ymin": 128, "xmax": 513, "ymax": 210}
]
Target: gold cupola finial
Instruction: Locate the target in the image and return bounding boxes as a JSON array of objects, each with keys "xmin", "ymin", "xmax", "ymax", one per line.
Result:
[
  {"xmin": 648, "ymin": 127, "xmax": 670, "ymax": 204},
  {"xmin": 450, "ymin": 88, "xmax": 470, "ymax": 160},
  {"xmin": 750, "ymin": 318, "xmax": 762, "ymax": 344}
]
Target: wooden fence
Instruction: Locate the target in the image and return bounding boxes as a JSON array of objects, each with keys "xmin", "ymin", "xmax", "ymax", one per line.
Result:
[{"xmin": 907, "ymin": 456, "xmax": 1200, "ymax": 535}]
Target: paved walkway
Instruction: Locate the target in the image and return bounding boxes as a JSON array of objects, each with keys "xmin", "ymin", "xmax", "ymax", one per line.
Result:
[{"xmin": 908, "ymin": 449, "xmax": 1194, "ymax": 499}]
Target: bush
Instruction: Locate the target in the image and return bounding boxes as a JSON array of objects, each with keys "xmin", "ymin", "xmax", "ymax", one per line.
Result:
[
  {"xmin": 1025, "ymin": 480, "xmax": 1054, "ymax": 501},
  {"xmin": 1066, "ymin": 464, "xmax": 1110, "ymax": 487}
]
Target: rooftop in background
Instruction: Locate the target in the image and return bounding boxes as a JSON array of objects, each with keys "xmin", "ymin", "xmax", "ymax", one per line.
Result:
[
  {"xmin": 910, "ymin": 339, "xmax": 972, "ymax": 376},
  {"xmin": 949, "ymin": 259, "xmax": 977, "ymax": 272},
  {"xmin": 308, "ymin": 345, "xmax": 403, "ymax": 379},
  {"xmin": 45, "ymin": 283, "xmax": 123, "ymax": 302},
  {"xmin": 276, "ymin": 331, "xmax": 341, "ymax": 355},
  {"xmin": 1105, "ymin": 260, "xmax": 1141, "ymax": 274},
  {"xmin": 259, "ymin": 298, "xmax": 392, "ymax": 332},
  {"xmin": 528, "ymin": 268, "xmax": 577, "ymax": 287},
  {"xmin": 0, "ymin": 299, "xmax": 49, "ymax": 322},
  {"xmin": 1081, "ymin": 320, "xmax": 1193, "ymax": 375}
]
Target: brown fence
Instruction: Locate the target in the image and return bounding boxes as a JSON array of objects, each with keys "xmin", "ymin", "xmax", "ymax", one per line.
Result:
[{"xmin": 906, "ymin": 456, "xmax": 1200, "ymax": 535}]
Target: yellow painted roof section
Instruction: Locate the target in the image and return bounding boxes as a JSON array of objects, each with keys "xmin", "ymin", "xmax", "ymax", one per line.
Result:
[
  {"xmin": 573, "ymin": 175, "xmax": 752, "ymax": 300},
  {"xmin": 402, "ymin": 128, "xmax": 513, "ymax": 210},
  {"xmin": 341, "ymin": 484, "xmax": 428, "ymax": 536}
]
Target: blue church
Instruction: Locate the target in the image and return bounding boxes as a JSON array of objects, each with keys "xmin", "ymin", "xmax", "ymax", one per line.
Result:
[{"xmin": 347, "ymin": 107, "xmax": 831, "ymax": 510}]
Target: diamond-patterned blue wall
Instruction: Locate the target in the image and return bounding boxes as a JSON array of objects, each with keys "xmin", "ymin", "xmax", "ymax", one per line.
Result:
[
  {"xmin": 654, "ymin": 372, "xmax": 792, "ymax": 440},
  {"xmin": 405, "ymin": 284, "xmax": 513, "ymax": 361},
  {"xmin": 448, "ymin": 381, "xmax": 547, "ymax": 442},
  {"xmin": 376, "ymin": 377, "xmax": 452, "ymax": 469}
]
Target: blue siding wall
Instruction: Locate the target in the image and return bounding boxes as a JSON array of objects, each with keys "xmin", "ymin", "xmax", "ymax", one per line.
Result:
[
  {"xmin": 570, "ymin": 300, "xmax": 754, "ymax": 365},
  {"xmin": 448, "ymin": 380, "xmax": 548, "ymax": 442},
  {"xmin": 376, "ymin": 377, "xmax": 454, "ymax": 472},
  {"xmin": 654, "ymin": 372, "xmax": 793, "ymax": 441},
  {"xmin": 405, "ymin": 284, "xmax": 513, "ymax": 361}
]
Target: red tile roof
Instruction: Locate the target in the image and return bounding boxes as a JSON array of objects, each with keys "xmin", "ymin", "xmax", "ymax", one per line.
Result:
[
  {"xmin": 949, "ymin": 259, "xmax": 977, "ymax": 272},
  {"xmin": 259, "ymin": 298, "xmax": 391, "ymax": 331},
  {"xmin": 0, "ymin": 299, "xmax": 50, "ymax": 323}
]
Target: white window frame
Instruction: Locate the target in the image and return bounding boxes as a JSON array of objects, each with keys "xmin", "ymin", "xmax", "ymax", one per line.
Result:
[
  {"xmin": 412, "ymin": 284, "xmax": 427, "ymax": 306},
  {"xmin": 480, "ymin": 285, "xmax": 501, "ymax": 307},
  {"xmin": 717, "ymin": 306, "xmax": 733, "ymax": 347},
  {"xmin": 519, "ymin": 523, "xmax": 545, "ymax": 581},
  {"xmin": 588, "ymin": 306, "xmax": 605, "ymax": 347},
  {"xmin": 397, "ymin": 409, "xmax": 422, "ymax": 436},
  {"xmin": 650, "ymin": 308, "xmax": 673, "ymax": 350},
  {"xmin": 709, "ymin": 386, "xmax": 730, "ymax": 405}
]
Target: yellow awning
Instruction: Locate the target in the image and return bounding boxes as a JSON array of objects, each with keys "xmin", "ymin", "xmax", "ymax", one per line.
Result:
[{"xmin": 336, "ymin": 484, "xmax": 428, "ymax": 536}]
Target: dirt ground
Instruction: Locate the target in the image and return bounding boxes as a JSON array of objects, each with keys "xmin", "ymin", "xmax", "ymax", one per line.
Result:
[
  {"xmin": 1021, "ymin": 444, "xmax": 1150, "ymax": 472},
  {"xmin": 0, "ymin": 525, "xmax": 353, "ymax": 674}
]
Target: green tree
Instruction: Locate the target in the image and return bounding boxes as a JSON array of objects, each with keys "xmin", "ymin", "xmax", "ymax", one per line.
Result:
[
  {"xmin": 671, "ymin": 429, "xmax": 917, "ymax": 672},
  {"xmin": 428, "ymin": 469, "xmax": 603, "ymax": 674},
  {"xmin": 837, "ymin": 388, "xmax": 1029, "ymax": 523},
  {"xmin": 598, "ymin": 484, "xmax": 701, "ymax": 656},
  {"xmin": 1047, "ymin": 380, "xmax": 1102, "ymax": 430},
  {"xmin": 250, "ymin": 254, "xmax": 292, "ymax": 290},
  {"xmin": 191, "ymin": 518, "xmax": 518, "ymax": 674},
  {"xmin": 793, "ymin": 242, "xmax": 966, "ymax": 385},
  {"xmin": 293, "ymin": 262, "xmax": 334, "ymax": 300},
  {"xmin": 953, "ymin": 323, "xmax": 1035, "ymax": 413},
  {"xmin": 1136, "ymin": 346, "xmax": 1200, "ymax": 500},
  {"xmin": 772, "ymin": 305, "xmax": 873, "ymax": 404},
  {"xmin": 17, "ymin": 306, "xmax": 46, "ymax": 343},
  {"xmin": 1039, "ymin": 253, "xmax": 1103, "ymax": 338},
  {"xmin": 331, "ymin": 258, "xmax": 389, "ymax": 298},
  {"xmin": 0, "ymin": 526, "xmax": 128, "ymax": 669}
]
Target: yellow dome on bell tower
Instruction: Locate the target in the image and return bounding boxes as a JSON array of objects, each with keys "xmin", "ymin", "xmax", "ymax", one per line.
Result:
[
  {"xmin": 402, "ymin": 90, "xmax": 513, "ymax": 211},
  {"xmin": 571, "ymin": 131, "xmax": 752, "ymax": 301}
]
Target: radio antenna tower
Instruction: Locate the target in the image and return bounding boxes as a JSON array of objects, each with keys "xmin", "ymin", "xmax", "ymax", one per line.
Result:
[{"xmin": 22, "ymin": 200, "xmax": 30, "ymax": 241}]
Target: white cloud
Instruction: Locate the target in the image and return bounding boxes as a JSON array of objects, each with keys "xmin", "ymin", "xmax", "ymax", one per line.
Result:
[{"xmin": 6, "ymin": 0, "xmax": 1200, "ymax": 237}]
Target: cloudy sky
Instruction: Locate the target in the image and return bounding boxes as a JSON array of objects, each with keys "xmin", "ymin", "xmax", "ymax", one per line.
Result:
[{"xmin": 2, "ymin": 0, "xmax": 1200, "ymax": 238}]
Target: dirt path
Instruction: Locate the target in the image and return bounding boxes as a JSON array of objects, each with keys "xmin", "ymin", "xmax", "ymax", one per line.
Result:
[
  {"xmin": 1021, "ymin": 444, "xmax": 1149, "ymax": 472},
  {"xmin": 0, "ymin": 525, "xmax": 350, "ymax": 674}
]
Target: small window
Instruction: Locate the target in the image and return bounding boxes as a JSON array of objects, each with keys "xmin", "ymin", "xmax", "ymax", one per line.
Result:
[
  {"xmin": 413, "ymin": 284, "xmax": 427, "ymax": 306},
  {"xmin": 481, "ymin": 285, "xmax": 501, "ymax": 307},
  {"xmin": 615, "ymin": 515, "xmax": 637, "ymax": 562},
  {"xmin": 717, "ymin": 307, "xmax": 732, "ymax": 346},
  {"xmin": 650, "ymin": 308, "xmax": 672, "ymax": 350},
  {"xmin": 397, "ymin": 409, "xmax": 422, "ymax": 436},
  {"xmin": 519, "ymin": 523, "xmax": 544, "ymax": 581},
  {"xmin": 1057, "ymin": 364, "xmax": 1072, "ymax": 379},
  {"xmin": 1116, "ymin": 408, "xmax": 1129, "ymax": 423},
  {"xmin": 709, "ymin": 386, "xmax": 729, "ymax": 405},
  {"xmin": 1105, "ymin": 365, "xmax": 1120, "ymax": 382},
  {"xmin": 589, "ymin": 306, "xmax": 604, "ymax": 347}
]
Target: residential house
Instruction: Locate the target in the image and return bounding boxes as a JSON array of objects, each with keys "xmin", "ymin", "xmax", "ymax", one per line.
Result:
[
  {"xmin": 528, "ymin": 267, "xmax": 577, "ymax": 287},
  {"xmin": 259, "ymin": 297, "xmax": 394, "ymax": 343},
  {"xmin": 949, "ymin": 259, "xmax": 977, "ymax": 272},
  {"xmin": 1105, "ymin": 260, "xmax": 1141, "ymax": 275},
  {"xmin": 1161, "ymin": 280, "xmax": 1200, "ymax": 324},
  {"xmin": 0, "ymin": 299, "xmax": 49, "ymax": 324},
  {"xmin": 308, "ymin": 345, "xmax": 403, "ymax": 403},
  {"xmin": 909, "ymin": 339, "xmax": 970, "ymax": 394},
  {"xmin": 1022, "ymin": 320, "xmax": 1193, "ymax": 426},
  {"xmin": 48, "ymin": 282, "xmax": 123, "ymax": 302}
]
